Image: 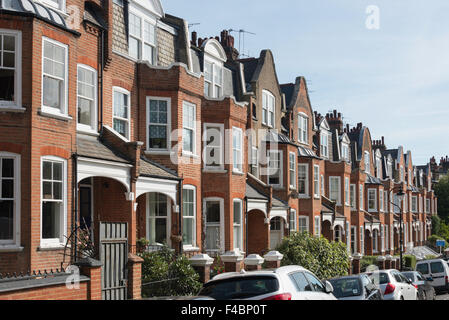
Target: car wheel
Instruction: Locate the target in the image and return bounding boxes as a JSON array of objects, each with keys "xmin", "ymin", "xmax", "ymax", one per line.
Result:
[
  {"xmin": 400, "ymin": 296, "xmax": 404, "ymax": 300},
  {"xmin": 420, "ymin": 291, "xmax": 426, "ymax": 301}
]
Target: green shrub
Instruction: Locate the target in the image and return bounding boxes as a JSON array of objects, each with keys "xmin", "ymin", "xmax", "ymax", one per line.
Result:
[
  {"xmin": 139, "ymin": 245, "xmax": 202, "ymax": 298},
  {"xmin": 403, "ymin": 255, "xmax": 417, "ymax": 270},
  {"xmin": 276, "ymin": 232, "xmax": 350, "ymax": 280},
  {"xmin": 428, "ymin": 235, "xmax": 447, "ymax": 248},
  {"xmin": 360, "ymin": 256, "xmax": 379, "ymax": 272},
  {"xmin": 425, "ymin": 254, "xmax": 437, "ymax": 260}
]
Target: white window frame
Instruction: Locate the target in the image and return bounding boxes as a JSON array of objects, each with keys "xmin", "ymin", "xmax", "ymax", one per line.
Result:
[
  {"xmin": 262, "ymin": 90, "xmax": 275, "ymax": 128},
  {"xmin": 298, "ymin": 113, "xmax": 308, "ymax": 144},
  {"xmin": 368, "ymin": 189, "xmax": 377, "ymax": 212},
  {"xmin": 313, "ymin": 165, "xmax": 320, "ymax": 199},
  {"xmin": 182, "ymin": 185, "xmax": 196, "ymax": 250},
  {"xmin": 298, "ymin": 215, "xmax": 308, "ymax": 234},
  {"xmin": 268, "ymin": 150, "xmax": 283, "ymax": 188},
  {"xmin": 146, "ymin": 193, "xmax": 171, "ymax": 247},
  {"xmin": 351, "ymin": 225, "xmax": 357, "ymax": 255},
  {"xmin": 250, "ymin": 146, "xmax": 259, "ymax": 177},
  {"xmin": 232, "ymin": 127, "xmax": 243, "ymax": 174},
  {"xmin": 379, "ymin": 189, "xmax": 384, "ymax": 212},
  {"xmin": 289, "ymin": 152, "xmax": 296, "ymax": 189},
  {"xmin": 39, "ymin": 0, "xmax": 66, "ymax": 13},
  {"xmin": 76, "ymin": 64, "xmax": 98, "ymax": 134},
  {"xmin": 290, "ymin": 209, "xmax": 298, "ymax": 233},
  {"xmin": 373, "ymin": 230, "xmax": 378, "ymax": 253},
  {"xmin": 204, "ymin": 197, "xmax": 225, "ymax": 254},
  {"xmin": 411, "ymin": 196, "xmax": 418, "ymax": 213},
  {"xmin": 344, "ymin": 177, "xmax": 350, "ymax": 206},
  {"xmin": 346, "ymin": 221, "xmax": 350, "ymax": 253},
  {"xmin": 204, "ymin": 60, "xmax": 223, "ymax": 98},
  {"xmin": 364, "ymin": 151, "xmax": 370, "ymax": 174},
  {"xmin": 314, "ymin": 216, "xmax": 320, "ymax": 236},
  {"xmin": 297, "ymin": 163, "xmax": 308, "ymax": 197},
  {"xmin": 203, "ymin": 123, "xmax": 224, "ymax": 171},
  {"xmin": 359, "ymin": 184, "xmax": 364, "ymax": 210},
  {"xmin": 128, "ymin": 9, "xmax": 157, "ymax": 64},
  {"xmin": 0, "ymin": 152, "xmax": 21, "ymax": 247},
  {"xmin": 182, "ymin": 101, "xmax": 197, "ymax": 156},
  {"xmin": 341, "ymin": 142, "xmax": 349, "ymax": 162},
  {"xmin": 41, "ymin": 37, "xmax": 68, "ymax": 116},
  {"xmin": 146, "ymin": 96, "xmax": 171, "ymax": 153},
  {"xmin": 360, "ymin": 226, "xmax": 364, "ymax": 255},
  {"xmin": 321, "ymin": 174, "xmax": 325, "ymax": 197},
  {"xmin": 112, "ymin": 87, "xmax": 131, "ymax": 141},
  {"xmin": 384, "ymin": 190, "xmax": 388, "ymax": 212},
  {"xmin": 329, "ymin": 176, "xmax": 341, "ymax": 205},
  {"xmin": 320, "ymin": 131, "xmax": 329, "ymax": 159},
  {"xmin": 233, "ymin": 199, "xmax": 243, "ymax": 251},
  {"xmin": 350, "ymin": 184, "xmax": 356, "ymax": 210},
  {"xmin": 0, "ymin": 29, "xmax": 22, "ymax": 110},
  {"xmin": 426, "ymin": 199, "xmax": 430, "ymax": 213},
  {"xmin": 40, "ymin": 156, "xmax": 67, "ymax": 248}
]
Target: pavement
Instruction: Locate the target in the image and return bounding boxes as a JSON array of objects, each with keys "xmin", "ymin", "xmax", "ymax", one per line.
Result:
[{"xmin": 435, "ymin": 292, "xmax": 449, "ymax": 300}]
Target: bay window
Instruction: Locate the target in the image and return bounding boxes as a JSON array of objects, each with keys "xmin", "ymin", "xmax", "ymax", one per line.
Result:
[
  {"xmin": 182, "ymin": 186, "xmax": 196, "ymax": 248},
  {"xmin": 289, "ymin": 152, "xmax": 296, "ymax": 189},
  {"xmin": 41, "ymin": 157, "xmax": 66, "ymax": 246},
  {"xmin": 0, "ymin": 30, "xmax": 21, "ymax": 109},
  {"xmin": 268, "ymin": 150, "xmax": 282, "ymax": 187},
  {"xmin": 77, "ymin": 65, "xmax": 97, "ymax": 132},
  {"xmin": 182, "ymin": 101, "xmax": 196, "ymax": 154},
  {"xmin": 298, "ymin": 216, "xmax": 308, "ymax": 234},
  {"xmin": 233, "ymin": 200, "xmax": 243, "ymax": 250},
  {"xmin": 368, "ymin": 189, "xmax": 377, "ymax": 212},
  {"xmin": 147, "ymin": 97, "xmax": 170, "ymax": 151},
  {"xmin": 205, "ymin": 199, "xmax": 223, "ymax": 253},
  {"xmin": 313, "ymin": 165, "xmax": 320, "ymax": 198},
  {"xmin": 113, "ymin": 87, "xmax": 130, "ymax": 140},
  {"xmin": 329, "ymin": 176, "xmax": 341, "ymax": 205},
  {"xmin": 42, "ymin": 37, "xmax": 68, "ymax": 115},
  {"xmin": 298, "ymin": 164, "xmax": 308, "ymax": 196},
  {"xmin": 147, "ymin": 193, "xmax": 169, "ymax": 245},
  {"xmin": 232, "ymin": 127, "xmax": 243, "ymax": 173},
  {"xmin": 204, "ymin": 124, "xmax": 223, "ymax": 170}
]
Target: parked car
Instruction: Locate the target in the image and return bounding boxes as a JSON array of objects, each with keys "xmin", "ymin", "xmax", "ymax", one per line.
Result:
[
  {"xmin": 328, "ymin": 274, "xmax": 383, "ymax": 300},
  {"xmin": 143, "ymin": 296, "xmax": 215, "ymax": 300},
  {"xmin": 401, "ymin": 271, "xmax": 436, "ymax": 300},
  {"xmin": 415, "ymin": 259, "xmax": 449, "ymax": 293},
  {"xmin": 364, "ymin": 269, "xmax": 418, "ymax": 300},
  {"xmin": 197, "ymin": 266, "xmax": 337, "ymax": 300}
]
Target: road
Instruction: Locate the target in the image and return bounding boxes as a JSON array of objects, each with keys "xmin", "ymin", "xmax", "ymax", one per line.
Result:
[{"xmin": 435, "ymin": 292, "xmax": 449, "ymax": 300}]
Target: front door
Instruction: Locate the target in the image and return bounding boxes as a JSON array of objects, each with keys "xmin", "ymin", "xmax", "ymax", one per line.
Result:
[
  {"xmin": 270, "ymin": 217, "xmax": 283, "ymax": 250},
  {"xmin": 100, "ymin": 222, "xmax": 128, "ymax": 300}
]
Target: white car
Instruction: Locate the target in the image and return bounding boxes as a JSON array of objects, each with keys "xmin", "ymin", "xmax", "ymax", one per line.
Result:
[
  {"xmin": 416, "ymin": 259, "xmax": 449, "ymax": 293},
  {"xmin": 364, "ymin": 269, "xmax": 418, "ymax": 300},
  {"xmin": 198, "ymin": 265, "xmax": 337, "ymax": 300}
]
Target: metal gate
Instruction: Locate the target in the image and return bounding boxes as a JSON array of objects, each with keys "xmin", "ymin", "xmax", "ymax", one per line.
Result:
[{"xmin": 100, "ymin": 222, "xmax": 128, "ymax": 300}]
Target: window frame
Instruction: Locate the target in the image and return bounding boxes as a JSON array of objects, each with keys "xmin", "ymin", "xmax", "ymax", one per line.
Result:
[
  {"xmin": 0, "ymin": 152, "xmax": 21, "ymax": 247},
  {"xmin": 298, "ymin": 215, "xmax": 309, "ymax": 234},
  {"xmin": 204, "ymin": 60, "xmax": 223, "ymax": 98},
  {"xmin": 39, "ymin": 0, "xmax": 66, "ymax": 13},
  {"xmin": 128, "ymin": 9, "xmax": 157, "ymax": 65},
  {"xmin": 368, "ymin": 189, "xmax": 377, "ymax": 212},
  {"xmin": 351, "ymin": 225, "xmax": 357, "ymax": 255},
  {"xmin": 40, "ymin": 156, "xmax": 67, "ymax": 248},
  {"xmin": 182, "ymin": 101, "xmax": 197, "ymax": 156},
  {"xmin": 112, "ymin": 86, "xmax": 131, "ymax": 141},
  {"xmin": 313, "ymin": 165, "xmax": 320, "ymax": 199},
  {"xmin": 262, "ymin": 90, "xmax": 275, "ymax": 128},
  {"xmin": 297, "ymin": 113, "xmax": 308, "ymax": 144},
  {"xmin": 350, "ymin": 184, "xmax": 356, "ymax": 210},
  {"xmin": 146, "ymin": 96, "xmax": 171, "ymax": 153},
  {"xmin": 233, "ymin": 199, "xmax": 243, "ymax": 251},
  {"xmin": 314, "ymin": 216, "xmax": 320, "ymax": 236},
  {"xmin": 232, "ymin": 127, "xmax": 243, "ymax": 174},
  {"xmin": 329, "ymin": 176, "xmax": 341, "ymax": 205},
  {"xmin": 182, "ymin": 185, "xmax": 196, "ymax": 250},
  {"xmin": 359, "ymin": 184, "xmax": 364, "ymax": 210},
  {"xmin": 41, "ymin": 36, "xmax": 68, "ymax": 116},
  {"xmin": 364, "ymin": 151, "xmax": 370, "ymax": 174},
  {"xmin": 268, "ymin": 150, "xmax": 283, "ymax": 188},
  {"xmin": 204, "ymin": 197, "xmax": 225, "ymax": 254},
  {"xmin": 203, "ymin": 123, "xmax": 224, "ymax": 171},
  {"xmin": 76, "ymin": 64, "xmax": 98, "ymax": 134},
  {"xmin": 297, "ymin": 163, "xmax": 309, "ymax": 197},
  {"xmin": 320, "ymin": 131, "xmax": 329, "ymax": 159},
  {"xmin": 0, "ymin": 29, "xmax": 22, "ymax": 110},
  {"xmin": 344, "ymin": 177, "xmax": 350, "ymax": 206},
  {"xmin": 289, "ymin": 152, "xmax": 296, "ymax": 189},
  {"xmin": 146, "ymin": 192, "xmax": 171, "ymax": 247}
]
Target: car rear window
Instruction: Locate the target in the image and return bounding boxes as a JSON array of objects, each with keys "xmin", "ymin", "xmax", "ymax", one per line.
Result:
[
  {"xmin": 430, "ymin": 262, "xmax": 444, "ymax": 273},
  {"xmin": 198, "ymin": 276, "xmax": 279, "ymax": 300},
  {"xmin": 367, "ymin": 272, "xmax": 389, "ymax": 285},
  {"xmin": 402, "ymin": 272, "xmax": 415, "ymax": 282},
  {"xmin": 417, "ymin": 263, "xmax": 429, "ymax": 275},
  {"xmin": 329, "ymin": 278, "xmax": 362, "ymax": 298}
]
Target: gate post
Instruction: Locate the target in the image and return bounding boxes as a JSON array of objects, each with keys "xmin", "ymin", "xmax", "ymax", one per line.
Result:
[
  {"xmin": 128, "ymin": 253, "xmax": 144, "ymax": 300},
  {"xmin": 75, "ymin": 257, "xmax": 102, "ymax": 300},
  {"xmin": 264, "ymin": 251, "xmax": 283, "ymax": 269},
  {"xmin": 244, "ymin": 254, "xmax": 264, "ymax": 271},
  {"xmin": 352, "ymin": 253, "xmax": 362, "ymax": 275},
  {"xmin": 221, "ymin": 249, "xmax": 244, "ymax": 273},
  {"xmin": 377, "ymin": 256, "xmax": 386, "ymax": 270},
  {"xmin": 189, "ymin": 254, "xmax": 214, "ymax": 283}
]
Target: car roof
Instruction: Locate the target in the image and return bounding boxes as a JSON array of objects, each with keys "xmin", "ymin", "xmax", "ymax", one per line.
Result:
[
  {"xmin": 417, "ymin": 258, "xmax": 445, "ymax": 263},
  {"xmin": 208, "ymin": 265, "xmax": 308, "ymax": 282},
  {"xmin": 329, "ymin": 275, "xmax": 363, "ymax": 280}
]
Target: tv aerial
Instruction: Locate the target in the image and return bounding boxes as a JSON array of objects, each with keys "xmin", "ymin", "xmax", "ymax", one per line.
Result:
[{"xmin": 228, "ymin": 29, "xmax": 256, "ymax": 58}]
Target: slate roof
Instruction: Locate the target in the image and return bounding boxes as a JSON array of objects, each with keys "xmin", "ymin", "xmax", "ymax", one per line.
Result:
[
  {"xmin": 239, "ymin": 58, "xmax": 259, "ymax": 84},
  {"xmin": 77, "ymin": 135, "xmax": 130, "ymax": 164},
  {"xmin": 84, "ymin": 2, "xmax": 107, "ymax": 29},
  {"xmin": 280, "ymin": 83, "xmax": 295, "ymax": 110},
  {"xmin": 245, "ymin": 183, "xmax": 268, "ymax": 200},
  {"xmin": 139, "ymin": 157, "xmax": 179, "ymax": 180},
  {"xmin": 298, "ymin": 146, "xmax": 320, "ymax": 159},
  {"xmin": 365, "ymin": 174, "xmax": 383, "ymax": 185},
  {"xmin": 272, "ymin": 196, "xmax": 288, "ymax": 208}
]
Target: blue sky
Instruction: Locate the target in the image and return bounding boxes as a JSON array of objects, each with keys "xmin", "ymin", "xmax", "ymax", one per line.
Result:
[{"xmin": 163, "ymin": 0, "xmax": 449, "ymax": 165}]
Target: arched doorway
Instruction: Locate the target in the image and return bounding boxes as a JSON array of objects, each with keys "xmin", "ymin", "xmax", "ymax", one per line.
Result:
[
  {"xmin": 322, "ymin": 220, "xmax": 333, "ymax": 242},
  {"xmin": 334, "ymin": 225, "xmax": 343, "ymax": 242},
  {"xmin": 270, "ymin": 216, "xmax": 286, "ymax": 250},
  {"xmin": 365, "ymin": 229, "xmax": 372, "ymax": 255}
]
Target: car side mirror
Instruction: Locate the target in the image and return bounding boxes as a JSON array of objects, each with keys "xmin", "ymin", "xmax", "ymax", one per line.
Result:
[{"xmin": 324, "ymin": 280, "xmax": 334, "ymax": 294}]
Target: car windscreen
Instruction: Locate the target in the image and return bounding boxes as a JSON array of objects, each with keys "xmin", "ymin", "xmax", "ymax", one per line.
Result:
[
  {"xmin": 329, "ymin": 278, "xmax": 362, "ymax": 298},
  {"xmin": 198, "ymin": 276, "xmax": 279, "ymax": 300},
  {"xmin": 367, "ymin": 272, "xmax": 389, "ymax": 285}
]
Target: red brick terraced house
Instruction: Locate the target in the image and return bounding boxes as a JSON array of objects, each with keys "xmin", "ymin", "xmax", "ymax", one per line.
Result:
[{"xmin": 0, "ymin": 0, "xmax": 438, "ymax": 299}]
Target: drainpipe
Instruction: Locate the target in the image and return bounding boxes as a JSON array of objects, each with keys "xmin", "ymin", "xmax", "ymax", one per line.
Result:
[
  {"xmin": 72, "ymin": 153, "xmax": 78, "ymax": 262},
  {"xmin": 99, "ymin": 29, "xmax": 105, "ymax": 133},
  {"xmin": 178, "ymin": 179, "xmax": 183, "ymax": 255},
  {"xmin": 244, "ymin": 196, "xmax": 248, "ymax": 255}
]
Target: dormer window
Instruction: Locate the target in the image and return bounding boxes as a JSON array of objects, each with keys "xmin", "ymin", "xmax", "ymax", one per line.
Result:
[
  {"xmin": 204, "ymin": 61, "xmax": 223, "ymax": 98},
  {"xmin": 364, "ymin": 151, "xmax": 370, "ymax": 174},
  {"xmin": 39, "ymin": 0, "xmax": 66, "ymax": 13},
  {"xmin": 262, "ymin": 90, "xmax": 275, "ymax": 127},
  {"xmin": 341, "ymin": 143, "xmax": 349, "ymax": 162},
  {"xmin": 387, "ymin": 160, "xmax": 393, "ymax": 179},
  {"xmin": 376, "ymin": 156, "xmax": 382, "ymax": 178},
  {"xmin": 128, "ymin": 10, "xmax": 157, "ymax": 65},
  {"xmin": 298, "ymin": 113, "xmax": 308, "ymax": 144}
]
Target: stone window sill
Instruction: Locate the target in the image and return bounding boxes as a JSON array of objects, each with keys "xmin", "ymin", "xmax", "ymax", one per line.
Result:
[
  {"xmin": 38, "ymin": 110, "xmax": 73, "ymax": 121},
  {"xmin": 0, "ymin": 106, "xmax": 26, "ymax": 113},
  {"xmin": 0, "ymin": 245, "xmax": 24, "ymax": 253}
]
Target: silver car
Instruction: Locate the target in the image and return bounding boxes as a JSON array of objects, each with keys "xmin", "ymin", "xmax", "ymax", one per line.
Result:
[
  {"xmin": 364, "ymin": 269, "xmax": 418, "ymax": 300},
  {"xmin": 198, "ymin": 265, "xmax": 336, "ymax": 300}
]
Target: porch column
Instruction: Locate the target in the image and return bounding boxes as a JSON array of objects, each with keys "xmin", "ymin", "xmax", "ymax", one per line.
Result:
[
  {"xmin": 126, "ymin": 191, "xmax": 137, "ymax": 254},
  {"xmin": 352, "ymin": 253, "xmax": 362, "ymax": 275},
  {"xmin": 221, "ymin": 249, "xmax": 244, "ymax": 273},
  {"xmin": 127, "ymin": 253, "xmax": 144, "ymax": 300},
  {"xmin": 189, "ymin": 254, "xmax": 214, "ymax": 283},
  {"xmin": 244, "ymin": 254, "xmax": 264, "ymax": 271},
  {"xmin": 377, "ymin": 256, "xmax": 386, "ymax": 270},
  {"xmin": 264, "ymin": 251, "xmax": 283, "ymax": 269}
]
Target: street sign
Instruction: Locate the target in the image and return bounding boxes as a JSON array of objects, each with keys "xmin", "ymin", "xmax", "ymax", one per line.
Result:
[{"xmin": 437, "ymin": 240, "xmax": 446, "ymax": 247}]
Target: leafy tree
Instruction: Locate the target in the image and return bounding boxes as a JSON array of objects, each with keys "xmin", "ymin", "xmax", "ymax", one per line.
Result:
[
  {"xmin": 432, "ymin": 215, "xmax": 441, "ymax": 235},
  {"xmin": 138, "ymin": 245, "xmax": 202, "ymax": 298},
  {"xmin": 276, "ymin": 232, "xmax": 350, "ymax": 280},
  {"xmin": 435, "ymin": 176, "xmax": 449, "ymax": 222}
]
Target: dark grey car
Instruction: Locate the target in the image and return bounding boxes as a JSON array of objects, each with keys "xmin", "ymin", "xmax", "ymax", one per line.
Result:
[
  {"xmin": 328, "ymin": 274, "xmax": 383, "ymax": 300},
  {"xmin": 402, "ymin": 271, "xmax": 436, "ymax": 300}
]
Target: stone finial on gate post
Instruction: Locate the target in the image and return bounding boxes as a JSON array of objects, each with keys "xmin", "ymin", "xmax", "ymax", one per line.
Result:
[
  {"xmin": 244, "ymin": 254, "xmax": 264, "ymax": 271},
  {"xmin": 263, "ymin": 251, "xmax": 283, "ymax": 269},
  {"xmin": 189, "ymin": 254, "xmax": 214, "ymax": 283},
  {"xmin": 220, "ymin": 249, "xmax": 244, "ymax": 273}
]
